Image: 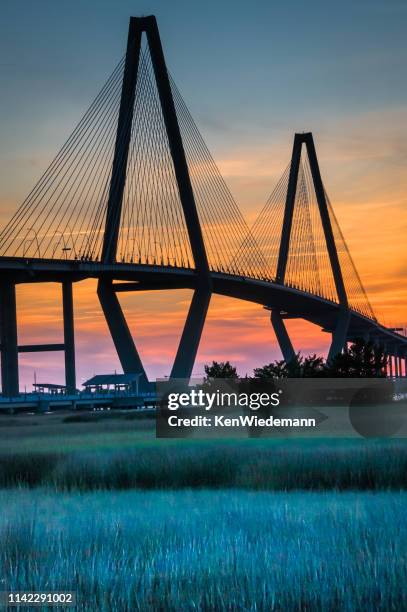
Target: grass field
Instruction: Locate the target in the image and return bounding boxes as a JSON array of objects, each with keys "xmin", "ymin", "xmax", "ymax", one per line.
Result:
[
  {"xmin": 1, "ymin": 410, "xmax": 407, "ymax": 491},
  {"xmin": 1, "ymin": 411, "xmax": 406, "ymax": 610},
  {"xmin": 0, "ymin": 411, "xmax": 155, "ymax": 453},
  {"xmin": 1, "ymin": 488, "xmax": 405, "ymax": 611},
  {"xmin": 1, "ymin": 438, "xmax": 407, "ymax": 491}
]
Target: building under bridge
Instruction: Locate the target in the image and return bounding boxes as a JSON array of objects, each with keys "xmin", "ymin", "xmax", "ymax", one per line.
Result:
[{"xmin": 83, "ymin": 373, "xmax": 143, "ymax": 394}]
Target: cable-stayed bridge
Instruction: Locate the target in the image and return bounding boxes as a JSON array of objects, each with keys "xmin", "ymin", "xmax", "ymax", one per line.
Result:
[{"xmin": 0, "ymin": 15, "xmax": 405, "ymax": 397}]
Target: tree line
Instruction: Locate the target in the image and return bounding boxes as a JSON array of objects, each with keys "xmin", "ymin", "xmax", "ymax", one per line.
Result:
[{"xmin": 204, "ymin": 339, "xmax": 388, "ymax": 379}]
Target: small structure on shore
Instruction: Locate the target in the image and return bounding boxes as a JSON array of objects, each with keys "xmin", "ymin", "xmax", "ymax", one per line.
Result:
[
  {"xmin": 82, "ymin": 373, "xmax": 143, "ymax": 395},
  {"xmin": 33, "ymin": 383, "xmax": 69, "ymax": 395}
]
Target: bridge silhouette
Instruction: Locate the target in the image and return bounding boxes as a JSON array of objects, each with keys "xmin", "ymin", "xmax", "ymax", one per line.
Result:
[{"xmin": 0, "ymin": 15, "xmax": 405, "ymax": 397}]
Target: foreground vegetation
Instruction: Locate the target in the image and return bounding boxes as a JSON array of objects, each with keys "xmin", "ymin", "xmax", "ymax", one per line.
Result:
[
  {"xmin": 1, "ymin": 489, "xmax": 405, "ymax": 611},
  {"xmin": 1, "ymin": 412, "xmax": 406, "ymax": 609},
  {"xmin": 0, "ymin": 439, "xmax": 406, "ymax": 491}
]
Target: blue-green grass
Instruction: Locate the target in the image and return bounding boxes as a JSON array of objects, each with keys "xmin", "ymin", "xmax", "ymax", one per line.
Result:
[
  {"xmin": 0, "ymin": 439, "xmax": 406, "ymax": 490},
  {"xmin": 0, "ymin": 489, "xmax": 405, "ymax": 611}
]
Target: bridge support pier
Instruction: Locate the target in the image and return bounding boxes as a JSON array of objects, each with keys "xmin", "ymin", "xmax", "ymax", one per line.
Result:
[
  {"xmin": 97, "ymin": 280, "xmax": 149, "ymax": 389},
  {"xmin": 62, "ymin": 282, "xmax": 76, "ymax": 393},
  {"xmin": 384, "ymin": 348, "xmax": 389, "ymax": 378},
  {"xmin": 327, "ymin": 309, "xmax": 350, "ymax": 362},
  {"xmin": 394, "ymin": 350, "xmax": 399, "ymax": 378},
  {"xmin": 0, "ymin": 281, "xmax": 19, "ymax": 397},
  {"xmin": 171, "ymin": 288, "xmax": 211, "ymax": 379},
  {"xmin": 271, "ymin": 311, "xmax": 296, "ymax": 363}
]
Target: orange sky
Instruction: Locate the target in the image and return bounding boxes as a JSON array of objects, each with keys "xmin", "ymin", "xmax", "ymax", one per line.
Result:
[
  {"xmin": 9, "ymin": 110, "xmax": 406, "ymax": 389},
  {"xmin": 15, "ymin": 282, "xmax": 335, "ymax": 388}
]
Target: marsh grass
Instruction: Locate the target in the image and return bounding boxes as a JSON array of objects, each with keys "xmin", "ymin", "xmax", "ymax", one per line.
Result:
[
  {"xmin": 0, "ymin": 440, "xmax": 406, "ymax": 491},
  {"xmin": 0, "ymin": 489, "xmax": 405, "ymax": 611}
]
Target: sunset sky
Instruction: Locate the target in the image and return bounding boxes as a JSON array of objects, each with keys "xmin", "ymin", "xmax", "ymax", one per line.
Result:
[{"xmin": 0, "ymin": 0, "xmax": 406, "ymax": 388}]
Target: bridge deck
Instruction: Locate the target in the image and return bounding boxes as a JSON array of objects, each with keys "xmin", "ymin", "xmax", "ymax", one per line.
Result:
[{"xmin": 0, "ymin": 255, "xmax": 405, "ymax": 353}]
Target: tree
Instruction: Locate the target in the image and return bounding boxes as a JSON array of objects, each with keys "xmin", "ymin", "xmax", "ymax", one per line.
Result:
[
  {"xmin": 205, "ymin": 340, "xmax": 387, "ymax": 382},
  {"xmin": 253, "ymin": 359, "xmax": 289, "ymax": 379},
  {"xmin": 302, "ymin": 354, "xmax": 326, "ymax": 377},
  {"xmin": 204, "ymin": 361, "xmax": 238, "ymax": 380},
  {"xmin": 253, "ymin": 353, "xmax": 325, "ymax": 379},
  {"xmin": 326, "ymin": 339, "xmax": 387, "ymax": 378}
]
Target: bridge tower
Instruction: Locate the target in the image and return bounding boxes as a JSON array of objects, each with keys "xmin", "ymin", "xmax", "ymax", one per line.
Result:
[
  {"xmin": 97, "ymin": 16, "xmax": 212, "ymax": 386},
  {"xmin": 272, "ymin": 132, "xmax": 350, "ymax": 362}
]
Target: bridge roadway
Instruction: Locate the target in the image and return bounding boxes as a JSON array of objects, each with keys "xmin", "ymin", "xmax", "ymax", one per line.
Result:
[
  {"xmin": 1, "ymin": 255, "xmax": 406, "ymax": 354},
  {"xmin": 0, "ymin": 390, "xmax": 158, "ymax": 411}
]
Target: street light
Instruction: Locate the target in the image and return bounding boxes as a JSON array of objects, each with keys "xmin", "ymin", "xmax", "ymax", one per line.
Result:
[
  {"xmin": 62, "ymin": 246, "xmax": 72, "ymax": 260},
  {"xmin": 134, "ymin": 372, "xmax": 143, "ymax": 397},
  {"xmin": 23, "ymin": 227, "xmax": 40, "ymax": 257},
  {"xmin": 52, "ymin": 231, "xmax": 74, "ymax": 260}
]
